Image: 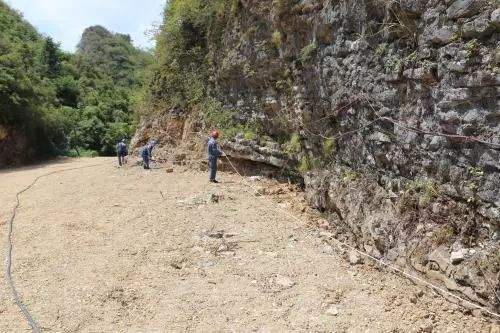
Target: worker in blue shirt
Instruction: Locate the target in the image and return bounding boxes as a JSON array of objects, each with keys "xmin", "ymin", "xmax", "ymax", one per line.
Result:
[
  {"xmin": 147, "ymin": 139, "xmax": 158, "ymax": 156},
  {"xmin": 208, "ymin": 130, "xmax": 223, "ymax": 183},
  {"xmin": 116, "ymin": 139, "xmax": 127, "ymax": 167}
]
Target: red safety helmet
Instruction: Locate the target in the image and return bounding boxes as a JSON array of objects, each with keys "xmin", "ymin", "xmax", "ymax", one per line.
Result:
[{"xmin": 210, "ymin": 130, "xmax": 220, "ymax": 139}]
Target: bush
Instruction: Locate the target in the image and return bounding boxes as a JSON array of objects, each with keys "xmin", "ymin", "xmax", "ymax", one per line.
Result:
[
  {"xmin": 272, "ymin": 0, "xmax": 299, "ymax": 16},
  {"xmin": 65, "ymin": 149, "xmax": 99, "ymax": 158},
  {"xmin": 285, "ymin": 133, "xmax": 302, "ymax": 155},
  {"xmin": 150, "ymin": 0, "xmax": 240, "ymax": 137},
  {"xmin": 0, "ymin": 125, "xmax": 7, "ymax": 141},
  {"xmin": 298, "ymin": 155, "xmax": 312, "ymax": 173},
  {"xmin": 272, "ymin": 30, "xmax": 282, "ymax": 49},
  {"xmin": 101, "ymin": 122, "xmax": 134, "ymax": 155},
  {"xmin": 231, "ymin": 0, "xmax": 240, "ymax": 16},
  {"xmin": 299, "ymin": 42, "xmax": 317, "ymax": 64},
  {"xmin": 323, "ymin": 138, "xmax": 336, "ymax": 157},
  {"xmin": 202, "ymin": 98, "xmax": 235, "ymax": 131}
]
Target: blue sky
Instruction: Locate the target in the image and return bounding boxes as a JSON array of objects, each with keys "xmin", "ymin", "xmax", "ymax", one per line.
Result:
[{"xmin": 6, "ymin": 0, "xmax": 166, "ymax": 51}]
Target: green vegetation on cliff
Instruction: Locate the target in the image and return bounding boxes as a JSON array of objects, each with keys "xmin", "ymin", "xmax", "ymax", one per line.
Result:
[{"xmin": 147, "ymin": 0, "xmax": 253, "ymax": 137}]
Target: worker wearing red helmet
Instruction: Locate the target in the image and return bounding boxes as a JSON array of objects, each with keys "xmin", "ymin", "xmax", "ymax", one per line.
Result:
[{"xmin": 208, "ymin": 130, "xmax": 222, "ymax": 183}]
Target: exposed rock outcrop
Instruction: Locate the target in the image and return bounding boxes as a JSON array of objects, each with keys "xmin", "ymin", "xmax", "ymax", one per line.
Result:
[{"xmin": 136, "ymin": 0, "xmax": 499, "ymax": 312}]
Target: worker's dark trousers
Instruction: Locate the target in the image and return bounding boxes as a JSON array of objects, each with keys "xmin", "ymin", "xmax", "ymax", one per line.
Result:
[
  {"xmin": 143, "ymin": 155, "xmax": 150, "ymax": 169},
  {"xmin": 118, "ymin": 153, "xmax": 125, "ymax": 166},
  {"xmin": 208, "ymin": 156, "xmax": 217, "ymax": 180}
]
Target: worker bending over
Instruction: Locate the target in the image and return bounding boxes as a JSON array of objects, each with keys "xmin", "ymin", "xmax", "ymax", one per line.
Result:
[{"xmin": 141, "ymin": 139, "xmax": 157, "ymax": 170}]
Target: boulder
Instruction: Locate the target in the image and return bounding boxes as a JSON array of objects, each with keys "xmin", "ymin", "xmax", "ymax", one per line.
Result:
[
  {"xmin": 462, "ymin": 16, "xmax": 493, "ymax": 38},
  {"xmin": 450, "ymin": 249, "xmax": 468, "ymax": 264},
  {"xmin": 348, "ymin": 250, "xmax": 363, "ymax": 265},
  {"xmin": 326, "ymin": 305, "xmax": 340, "ymax": 316},
  {"xmin": 437, "ymin": 88, "xmax": 470, "ymax": 109},
  {"xmin": 446, "ymin": 0, "xmax": 485, "ymax": 19},
  {"xmin": 490, "ymin": 323, "xmax": 500, "ymax": 333},
  {"xmin": 403, "ymin": 66, "xmax": 437, "ymax": 81},
  {"xmin": 491, "ymin": 9, "xmax": 500, "ymax": 29},
  {"xmin": 458, "ymin": 71, "xmax": 498, "ymax": 88},
  {"xmin": 275, "ymin": 275, "xmax": 295, "ymax": 288},
  {"xmin": 224, "ymin": 140, "xmax": 288, "ymax": 168},
  {"xmin": 209, "ymin": 193, "xmax": 220, "ymax": 203},
  {"xmin": 429, "ymin": 27, "xmax": 455, "ymax": 45},
  {"xmin": 367, "ymin": 131, "xmax": 392, "ymax": 143},
  {"xmin": 428, "ymin": 246, "xmax": 450, "ymax": 271}
]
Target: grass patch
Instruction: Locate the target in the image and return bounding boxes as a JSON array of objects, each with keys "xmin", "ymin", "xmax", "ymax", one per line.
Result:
[
  {"xmin": 465, "ymin": 39, "xmax": 479, "ymax": 58},
  {"xmin": 275, "ymin": 78, "xmax": 293, "ymax": 95},
  {"xmin": 479, "ymin": 252, "xmax": 500, "ymax": 274},
  {"xmin": 405, "ymin": 51, "xmax": 418, "ymax": 64},
  {"xmin": 408, "ymin": 179, "xmax": 439, "ymax": 205},
  {"xmin": 375, "ymin": 43, "xmax": 387, "ymax": 58},
  {"xmin": 431, "ymin": 225, "xmax": 455, "ymax": 246},
  {"xmin": 468, "ymin": 166, "xmax": 484, "ymax": 178},
  {"xmin": 341, "ymin": 169, "xmax": 359, "ymax": 183},
  {"xmin": 399, "ymin": 178, "xmax": 440, "ymax": 211},
  {"xmin": 243, "ymin": 130, "xmax": 257, "ymax": 140},
  {"xmin": 242, "ymin": 26, "xmax": 258, "ymax": 42}
]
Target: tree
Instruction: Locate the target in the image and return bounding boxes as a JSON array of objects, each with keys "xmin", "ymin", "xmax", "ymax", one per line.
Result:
[{"xmin": 41, "ymin": 37, "xmax": 61, "ymax": 78}]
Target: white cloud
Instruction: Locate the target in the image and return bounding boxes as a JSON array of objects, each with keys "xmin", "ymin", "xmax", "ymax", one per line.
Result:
[{"xmin": 6, "ymin": 0, "xmax": 166, "ymax": 51}]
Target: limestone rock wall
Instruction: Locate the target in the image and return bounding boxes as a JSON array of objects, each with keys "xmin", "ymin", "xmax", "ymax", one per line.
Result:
[
  {"xmin": 139, "ymin": 0, "xmax": 500, "ymax": 311},
  {"xmin": 217, "ymin": 0, "xmax": 499, "ymax": 312}
]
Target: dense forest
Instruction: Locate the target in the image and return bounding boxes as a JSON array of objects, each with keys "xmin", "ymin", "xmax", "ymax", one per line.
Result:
[{"xmin": 0, "ymin": 1, "xmax": 152, "ymax": 166}]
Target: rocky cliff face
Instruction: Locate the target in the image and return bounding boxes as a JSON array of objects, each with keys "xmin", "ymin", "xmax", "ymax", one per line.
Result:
[{"xmin": 137, "ymin": 0, "xmax": 499, "ymax": 312}]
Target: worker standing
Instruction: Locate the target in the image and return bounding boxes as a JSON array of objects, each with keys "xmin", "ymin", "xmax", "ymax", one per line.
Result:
[
  {"xmin": 116, "ymin": 139, "xmax": 127, "ymax": 167},
  {"xmin": 208, "ymin": 130, "xmax": 222, "ymax": 183}
]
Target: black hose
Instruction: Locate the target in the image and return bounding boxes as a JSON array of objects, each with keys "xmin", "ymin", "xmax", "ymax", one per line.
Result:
[{"xmin": 4, "ymin": 162, "xmax": 108, "ymax": 332}]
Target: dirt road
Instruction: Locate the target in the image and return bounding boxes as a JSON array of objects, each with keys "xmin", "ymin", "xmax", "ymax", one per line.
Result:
[{"xmin": 0, "ymin": 158, "xmax": 495, "ymax": 332}]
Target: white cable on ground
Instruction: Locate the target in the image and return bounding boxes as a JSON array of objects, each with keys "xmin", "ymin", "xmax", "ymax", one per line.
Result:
[{"xmin": 219, "ymin": 149, "xmax": 500, "ymax": 320}]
